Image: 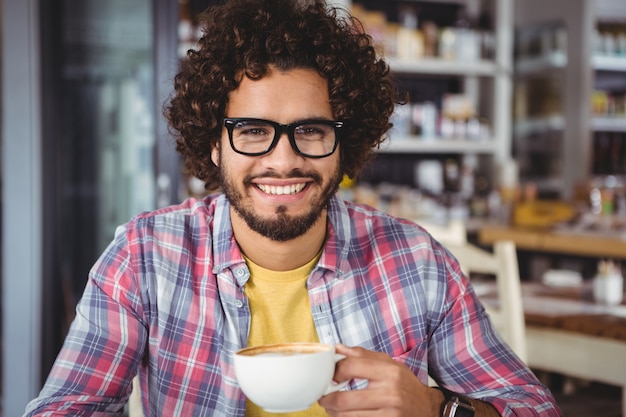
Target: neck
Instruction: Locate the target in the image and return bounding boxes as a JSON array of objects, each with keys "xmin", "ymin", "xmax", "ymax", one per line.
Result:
[{"xmin": 231, "ymin": 209, "xmax": 328, "ymax": 271}]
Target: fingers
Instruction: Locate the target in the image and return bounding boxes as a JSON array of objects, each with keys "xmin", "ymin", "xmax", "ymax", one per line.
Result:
[
  {"xmin": 335, "ymin": 344, "xmax": 387, "ymax": 359},
  {"xmin": 320, "ymin": 375, "xmax": 422, "ymax": 417},
  {"xmin": 322, "ymin": 345, "xmax": 429, "ymax": 416},
  {"xmin": 320, "ymin": 384, "xmax": 405, "ymax": 411},
  {"xmin": 333, "ymin": 345, "xmax": 399, "ymax": 383}
]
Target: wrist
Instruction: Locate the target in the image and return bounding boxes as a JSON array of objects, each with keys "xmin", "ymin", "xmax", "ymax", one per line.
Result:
[
  {"xmin": 430, "ymin": 386, "xmax": 446, "ymax": 417},
  {"xmin": 432, "ymin": 387, "xmax": 476, "ymax": 417}
]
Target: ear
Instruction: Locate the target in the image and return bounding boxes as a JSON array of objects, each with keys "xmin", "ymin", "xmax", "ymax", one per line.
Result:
[{"xmin": 211, "ymin": 142, "xmax": 220, "ymax": 166}]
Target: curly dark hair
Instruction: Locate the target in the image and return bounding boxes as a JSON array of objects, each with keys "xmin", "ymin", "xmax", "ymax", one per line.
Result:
[{"xmin": 165, "ymin": 0, "xmax": 401, "ymax": 191}]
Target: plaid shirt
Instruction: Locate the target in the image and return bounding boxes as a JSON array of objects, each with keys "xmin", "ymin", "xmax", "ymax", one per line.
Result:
[{"xmin": 25, "ymin": 194, "xmax": 560, "ymax": 417}]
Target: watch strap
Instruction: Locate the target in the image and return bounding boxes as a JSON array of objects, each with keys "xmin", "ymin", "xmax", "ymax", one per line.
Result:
[{"xmin": 434, "ymin": 387, "xmax": 476, "ymax": 417}]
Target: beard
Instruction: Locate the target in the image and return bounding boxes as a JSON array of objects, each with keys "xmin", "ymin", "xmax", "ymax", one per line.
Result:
[{"xmin": 218, "ymin": 161, "xmax": 342, "ymax": 242}]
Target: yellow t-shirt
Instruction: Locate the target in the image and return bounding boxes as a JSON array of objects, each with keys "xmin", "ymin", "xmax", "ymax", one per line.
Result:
[{"xmin": 243, "ymin": 252, "xmax": 328, "ymax": 417}]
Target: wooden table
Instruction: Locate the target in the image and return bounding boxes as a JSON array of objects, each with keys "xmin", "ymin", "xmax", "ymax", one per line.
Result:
[
  {"xmin": 478, "ymin": 281, "xmax": 626, "ymax": 415},
  {"xmin": 478, "ymin": 224, "xmax": 626, "ymax": 260}
]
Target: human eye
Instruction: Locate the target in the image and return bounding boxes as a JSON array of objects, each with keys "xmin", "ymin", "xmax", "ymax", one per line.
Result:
[
  {"xmin": 233, "ymin": 121, "xmax": 273, "ymax": 141},
  {"xmin": 294, "ymin": 123, "xmax": 332, "ymax": 141}
]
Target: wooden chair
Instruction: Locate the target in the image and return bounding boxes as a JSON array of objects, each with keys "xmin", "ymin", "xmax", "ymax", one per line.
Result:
[
  {"xmin": 420, "ymin": 221, "xmax": 528, "ymax": 363},
  {"xmin": 417, "ymin": 218, "xmax": 467, "ymax": 246}
]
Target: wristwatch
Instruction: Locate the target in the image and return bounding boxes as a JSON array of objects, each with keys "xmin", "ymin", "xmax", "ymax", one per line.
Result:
[{"xmin": 442, "ymin": 395, "xmax": 476, "ymax": 417}]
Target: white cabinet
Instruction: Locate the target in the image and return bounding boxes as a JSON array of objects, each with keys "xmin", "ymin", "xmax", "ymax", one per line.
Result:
[
  {"xmin": 513, "ymin": 0, "xmax": 626, "ymax": 199},
  {"xmin": 334, "ymin": 0, "xmax": 514, "ymax": 194},
  {"xmin": 378, "ymin": 51, "xmax": 511, "ymax": 165}
]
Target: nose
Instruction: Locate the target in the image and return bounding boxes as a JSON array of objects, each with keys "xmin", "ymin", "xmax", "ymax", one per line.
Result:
[{"xmin": 262, "ymin": 131, "xmax": 303, "ymax": 169}]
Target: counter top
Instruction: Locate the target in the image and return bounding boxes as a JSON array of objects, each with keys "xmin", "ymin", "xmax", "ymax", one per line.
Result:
[{"xmin": 478, "ymin": 224, "xmax": 626, "ymax": 259}]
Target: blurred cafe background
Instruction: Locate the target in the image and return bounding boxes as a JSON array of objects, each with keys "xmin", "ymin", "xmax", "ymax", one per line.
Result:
[{"xmin": 2, "ymin": 0, "xmax": 626, "ymax": 415}]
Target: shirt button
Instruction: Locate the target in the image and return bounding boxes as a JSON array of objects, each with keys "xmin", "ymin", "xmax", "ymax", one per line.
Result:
[
  {"xmin": 236, "ymin": 268, "xmax": 245, "ymax": 277},
  {"xmin": 235, "ymin": 300, "xmax": 244, "ymax": 308}
]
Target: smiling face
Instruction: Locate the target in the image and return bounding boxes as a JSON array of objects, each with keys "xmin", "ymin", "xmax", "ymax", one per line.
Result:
[{"xmin": 213, "ymin": 66, "xmax": 343, "ymax": 242}]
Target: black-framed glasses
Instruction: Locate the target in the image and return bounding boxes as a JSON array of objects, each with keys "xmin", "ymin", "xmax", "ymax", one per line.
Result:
[{"xmin": 223, "ymin": 117, "xmax": 343, "ymax": 158}]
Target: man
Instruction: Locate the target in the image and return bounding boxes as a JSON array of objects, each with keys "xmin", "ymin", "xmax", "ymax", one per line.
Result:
[{"xmin": 25, "ymin": 0, "xmax": 561, "ymax": 416}]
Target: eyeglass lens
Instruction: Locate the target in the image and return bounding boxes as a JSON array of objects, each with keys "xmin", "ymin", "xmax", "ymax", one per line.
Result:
[{"xmin": 227, "ymin": 119, "xmax": 338, "ymax": 157}]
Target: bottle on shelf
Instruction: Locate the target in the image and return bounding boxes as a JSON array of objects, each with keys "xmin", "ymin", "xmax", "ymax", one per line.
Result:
[
  {"xmin": 478, "ymin": 10, "xmax": 495, "ymax": 60},
  {"xmin": 422, "ymin": 20, "xmax": 439, "ymax": 58},
  {"xmin": 439, "ymin": 26, "xmax": 456, "ymax": 60},
  {"xmin": 396, "ymin": 5, "xmax": 424, "ymax": 60},
  {"xmin": 596, "ymin": 22, "xmax": 626, "ymax": 57},
  {"xmin": 453, "ymin": 7, "xmax": 480, "ymax": 62},
  {"xmin": 416, "ymin": 101, "xmax": 438, "ymax": 139}
]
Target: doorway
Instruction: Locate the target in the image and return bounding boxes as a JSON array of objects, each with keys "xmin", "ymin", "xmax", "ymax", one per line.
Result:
[{"xmin": 38, "ymin": 0, "xmax": 180, "ymax": 380}]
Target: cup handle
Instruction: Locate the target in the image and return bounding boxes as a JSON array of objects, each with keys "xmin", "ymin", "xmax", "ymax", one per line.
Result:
[
  {"xmin": 324, "ymin": 353, "xmax": 349, "ymax": 395},
  {"xmin": 324, "ymin": 379, "xmax": 349, "ymax": 395}
]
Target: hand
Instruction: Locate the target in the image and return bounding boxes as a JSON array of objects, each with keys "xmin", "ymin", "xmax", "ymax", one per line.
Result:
[{"xmin": 319, "ymin": 344, "xmax": 441, "ymax": 417}]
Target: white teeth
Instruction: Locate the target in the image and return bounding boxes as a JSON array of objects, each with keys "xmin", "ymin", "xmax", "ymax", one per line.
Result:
[{"xmin": 257, "ymin": 183, "xmax": 306, "ymax": 195}]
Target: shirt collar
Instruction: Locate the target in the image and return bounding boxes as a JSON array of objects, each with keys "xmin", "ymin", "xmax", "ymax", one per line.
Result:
[
  {"xmin": 315, "ymin": 195, "xmax": 353, "ymax": 280},
  {"xmin": 210, "ymin": 193, "xmax": 353, "ymax": 280},
  {"xmin": 211, "ymin": 194, "xmax": 246, "ymax": 276}
]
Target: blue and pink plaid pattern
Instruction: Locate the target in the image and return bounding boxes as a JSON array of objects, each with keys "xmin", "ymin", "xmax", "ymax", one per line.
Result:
[{"xmin": 25, "ymin": 194, "xmax": 560, "ymax": 416}]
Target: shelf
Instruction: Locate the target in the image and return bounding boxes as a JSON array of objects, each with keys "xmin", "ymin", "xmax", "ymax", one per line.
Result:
[
  {"xmin": 515, "ymin": 51, "xmax": 567, "ymax": 75},
  {"xmin": 386, "ymin": 57, "xmax": 499, "ymax": 77},
  {"xmin": 517, "ymin": 53, "xmax": 626, "ymax": 74},
  {"xmin": 514, "ymin": 115, "xmax": 565, "ymax": 136},
  {"xmin": 516, "ymin": 53, "xmax": 626, "ymax": 74},
  {"xmin": 377, "ymin": 137, "xmax": 496, "ymax": 154},
  {"xmin": 593, "ymin": 55, "xmax": 626, "ymax": 72},
  {"xmin": 353, "ymin": 0, "xmax": 513, "ymax": 181},
  {"xmin": 533, "ymin": 177, "xmax": 565, "ymax": 193},
  {"xmin": 517, "ymin": 54, "xmax": 626, "ymax": 75},
  {"xmin": 592, "ymin": 116, "xmax": 626, "ymax": 132}
]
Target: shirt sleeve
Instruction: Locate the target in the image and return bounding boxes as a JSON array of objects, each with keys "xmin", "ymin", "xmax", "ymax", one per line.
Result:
[
  {"xmin": 23, "ymin": 226, "xmax": 147, "ymax": 416},
  {"xmin": 427, "ymin": 248, "xmax": 562, "ymax": 417}
]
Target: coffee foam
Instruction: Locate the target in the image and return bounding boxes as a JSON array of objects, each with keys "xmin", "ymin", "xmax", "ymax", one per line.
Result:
[{"xmin": 238, "ymin": 343, "xmax": 330, "ymax": 357}]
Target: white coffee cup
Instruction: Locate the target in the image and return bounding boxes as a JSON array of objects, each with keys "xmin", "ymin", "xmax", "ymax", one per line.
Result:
[{"xmin": 233, "ymin": 342, "xmax": 347, "ymax": 412}]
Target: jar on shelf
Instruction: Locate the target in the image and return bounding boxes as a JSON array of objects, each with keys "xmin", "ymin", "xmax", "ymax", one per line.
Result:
[{"xmin": 592, "ymin": 260, "xmax": 624, "ymax": 306}]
